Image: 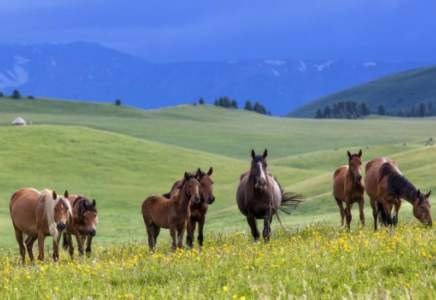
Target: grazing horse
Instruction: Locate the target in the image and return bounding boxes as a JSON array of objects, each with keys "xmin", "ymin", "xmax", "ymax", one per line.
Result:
[
  {"xmin": 9, "ymin": 188, "xmax": 72, "ymax": 264},
  {"xmin": 365, "ymin": 157, "xmax": 432, "ymax": 230},
  {"xmin": 163, "ymin": 167, "xmax": 215, "ymax": 248},
  {"xmin": 62, "ymin": 194, "xmax": 98, "ymax": 257},
  {"xmin": 236, "ymin": 149, "xmax": 306, "ymax": 243},
  {"xmin": 333, "ymin": 150, "xmax": 365, "ymax": 229},
  {"xmin": 142, "ymin": 172, "xmax": 201, "ymax": 251}
]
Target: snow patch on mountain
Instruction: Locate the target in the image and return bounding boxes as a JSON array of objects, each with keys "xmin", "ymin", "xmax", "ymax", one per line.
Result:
[
  {"xmin": 264, "ymin": 60, "xmax": 286, "ymax": 66},
  {"xmin": 362, "ymin": 62, "xmax": 377, "ymax": 67},
  {"xmin": 0, "ymin": 65, "xmax": 29, "ymax": 88},
  {"xmin": 313, "ymin": 60, "xmax": 336, "ymax": 71},
  {"xmin": 299, "ymin": 60, "xmax": 307, "ymax": 73}
]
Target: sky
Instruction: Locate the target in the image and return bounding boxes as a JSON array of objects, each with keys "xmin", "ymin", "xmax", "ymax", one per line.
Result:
[{"xmin": 0, "ymin": 0, "xmax": 435, "ymax": 63}]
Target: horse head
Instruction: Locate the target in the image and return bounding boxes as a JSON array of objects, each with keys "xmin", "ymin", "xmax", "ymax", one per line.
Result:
[
  {"xmin": 251, "ymin": 149, "xmax": 268, "ymax": 189},
  {"xmin": 196, "ymin": 167, "xmax": 215, "ymax": 204},
  {"xmin": 53, "ymin": 190, "xmax": 71, "ymax": 233},
  {"xmin": 79, "ymin": 198, "xmax": 98, "ymax": 236},
  {"xmin": 183, "ymin": 172, "xmax": 201, "ymax": 204},
  {"xmin": 413, "ymin": 190, "xmax": 432, "ymax": 226},
  {"xmin": 347, "ymin": 150, "xmax": 363, "ymax": 184}
]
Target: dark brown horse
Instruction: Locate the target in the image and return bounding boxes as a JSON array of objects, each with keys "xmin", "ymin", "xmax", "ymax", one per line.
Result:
[
  {"xmin": 62, "ymin": 194, "xmax": 98, "ymax": 257},
  {"xmin": 365, "ymin": 157, "xmax": 432, "ymax": 230},
  {"xmin": 163, "ymin": 167, "xmax": 215, "ymax": 248},
  {"xmin": 9, "ymin": 188, "xmax": 72, "ymax": 264},
  {"xmin": 236, "ymin": 149, "xmax": 306, "ymax": 242},
  {"xmin": 333, "ymin": 150, "xmax": 365, "ymax": 229},
  {"xmin": 142, "ymin": 172, "xmax": 201, "ymax": 251}
]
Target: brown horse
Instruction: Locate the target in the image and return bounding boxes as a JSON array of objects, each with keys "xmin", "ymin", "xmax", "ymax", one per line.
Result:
[
  {"xmin": 163, "ymin": 167, "xmax": 215, "ymax": 248},
  {"xmin": 365, "ymin": 157, "xmax": 432, "ymax": 230},
  {"xmin": 9, "ymin": 188, "xmax": 72, "ymax": 264},
  {"xmin": 236, "ymin": 149, "xmax": 306, "ymax": 242},
  {"xmin": 62, "ymin": 194, "xmax": 98, "ymax": 257},
  {"xmin": 333, "ymin": 150, "xmax": 365, "ymax": 229},
  {"xmin": 142, "ymin": 172, "xmax": 201, "ymax": 251}
]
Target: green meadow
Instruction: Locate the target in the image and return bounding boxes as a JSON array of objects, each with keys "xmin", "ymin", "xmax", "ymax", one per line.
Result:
[{"xmin": 1, "ymin": 97, "xmax": 436, "ymax": 299}]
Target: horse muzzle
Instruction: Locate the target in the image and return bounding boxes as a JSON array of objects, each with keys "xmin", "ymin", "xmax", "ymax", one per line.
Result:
[
  {"xmin": 207, "ymin": 196, "xmax": 215, "ymax": 205},
  {"xmin": 193, "ymin": 196, "xmax": 201, "ymax": 204},
  {"xmin": 355, "ymin": 175, "xmax": 362, "ymax": 184},
  {"xmin": 88, "ymin": 229, "xmax": 97, "ymax": 237},
  {"xmin": 57, "ymin": 223, "xmax": 66, "ymax": 232}
]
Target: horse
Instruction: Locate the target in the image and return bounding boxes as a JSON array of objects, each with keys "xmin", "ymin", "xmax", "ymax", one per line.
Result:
[
  {"xmin": 142, "ymin": 172, "xmax": 201, "ymax": 251},
  {"xmin": 62, "ymin": 194, "xmax": 98, "ymax": 257},
  {"xmin": 163, "ymin": 167, "xmax": 215, "ymax": 248},
  {"xmin": 365, "ymin": 157, "xmax": 432, "ymax": 230},
  {"xmin": 9, "ymin": 188, "xmax": 72, "ymax": 264},
  {"xmin": 236, "ymin": 149, "xmax": 306, "ymax": 243},
  {"xmin": 333, "ymin": 150, "xmax": 365, "ymax": 229}
]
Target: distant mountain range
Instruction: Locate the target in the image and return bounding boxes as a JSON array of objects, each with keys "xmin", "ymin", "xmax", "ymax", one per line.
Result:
[
  {"xmin": 0, "ymin": 42, "xmax": 433, "ymax": 115},
  {"xmin": 287, "ymin": 65, "xmax": 436, "ymax": 118}
]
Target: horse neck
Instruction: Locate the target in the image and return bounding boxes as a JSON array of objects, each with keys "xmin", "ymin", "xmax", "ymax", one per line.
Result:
[
  {"xmin": 176, "ymin": 183, "xmax": 192, "ymax": 210},
  {"xmin": 347, "ymin": 168, "xmax": 358, "ymax": 188},
  {"xmin": 386, "ymin": 172, "xmax": 418, "ymax": 205}
]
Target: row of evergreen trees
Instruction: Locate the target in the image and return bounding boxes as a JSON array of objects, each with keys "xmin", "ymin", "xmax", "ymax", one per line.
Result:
[
  {"xmin": 203, "ymin": 96, "xmax": 271, "ymax": 115},
  {"xmin": 377, "ymin": 101, "xmax": 436, "ymax": 117},
  {"xmin": 315, "ymin": 101, "xmax": 371, "ymax": 119},
  {"xmin": 0, "ymin": 89, "xmax": 29, "ymax": 99}
]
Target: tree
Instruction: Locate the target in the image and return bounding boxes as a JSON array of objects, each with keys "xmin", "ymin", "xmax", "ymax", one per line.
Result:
[
  {"xmin": 12, "ymin": 89, "xmax": 21, "ymax": 99},
  {"xmin": 231, "ymin": 100, "xmax": 238, "ymax": 109},
  {"xmin": 244, "ymin": 100, "xmax": 253, "ymax": 111},
  {"xmin": 315, "ymin": 109, "xmax": 323, "ymax": 119},
  {"xmin": 323, "ymin": 105, "xmax": 332, "ymax": 118},
  {"xmin": 253, "ymin": 102, "xmax": 267, "ymax": 115},
  {"xmin": 419, "ymin": 102, "xmax": 427, "ymax": 117},
  {"xmin": 0, "ymin": 92, "xmax": 3, "ymax": 97},
  {"xmin": 377, "ymin": 104, "xmax": 386, "ymax": 116},
  {"xmin": 198, "ymin": 97, "xmax": 205, "ymax": 105},
  {"xmin": 115, "ymin": 99, "xmax": 122, "ymax": 106},
  {"xmin": 27, "ymin": 95, "xmax": 35, "ymax": 99}
]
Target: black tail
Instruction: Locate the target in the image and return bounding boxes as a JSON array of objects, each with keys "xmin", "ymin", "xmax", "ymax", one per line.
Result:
[
  {"xmin": 377, "ymin": 202, "xmax": 388, "ymax": 226},
  {"xmin": 62, "ymin": 232, "xmax": 68, "ymax": 250},
  {"xmin": 162, "ymin": 192, "xmax": 171, "ymax": 199},
  {"xmin": 279, "ymin": 191, "xmax": 307, "ymax": 214}
]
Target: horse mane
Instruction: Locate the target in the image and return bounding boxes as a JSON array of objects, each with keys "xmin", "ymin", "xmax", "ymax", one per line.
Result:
[
  {"xmin": 73, "ymin": 196, "xmax": 97, "ymax": 219},
  {"xmin": 379, "ymin": 162, "xmax": 417, "ymax": 201},
  {"xmin": 39, "ymin": 189, "xmax": 72, "ymax": 242}
]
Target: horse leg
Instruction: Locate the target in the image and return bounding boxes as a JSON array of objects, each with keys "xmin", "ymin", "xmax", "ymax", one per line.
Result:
[
  {"xmin": 37, "ymin": 231, "xmax": 45, "ymax": 261},
  {"xmin": 146, "ymin": 225, "xmax": 156, "ymax": 252},
  {"xmin": 263, "ymin": 214, "xmax": 273, "ymax": 243},
  {"xmin": 52, "ymin": 234, "xmax": 62, "ymax": 262},
  {"xmin": 393, "ymin": 199, "xmax": 401, "ymax": 226},
  {"xmin": 177, "ymin": 222, "xmax": 187, "ymax": 249},
  {"xmin": 170, "ymin": 226, "xmax": 177, "ymax": 250},
  {"xmin": 381, "ymin": 200, "xmax": 393, "ymax": 226},
  {"xmin": 246, "ymin": 215, "xmax": 260, "ymax": 242},
  {"xmin": 86, "ymin": 235, "xmax": 93, "ymax": 257},
  {"xmin": 370, "ymin": 198, "xmax": 378, "ymax": 230},
  {"xmin": 66, "ymin": 233, "xmax": 75, "ymax": 258},
  {"xmin": 345, "ymin": 201, "xmax": 353, "ymax": 230},
  {"xmin": 197, "ymin": 217, "xmax": 205, "ymax": 247},
  {"xmin": 335, "ymin": 198, "xmax": 346, "ymax": 227},
  {"xmin": 74, "ymin": 229, "xmax": 84, "ymax": 257},
  {"xmin": 186, "ymin": 219, "xmax": 196, "ymax": 248},
  {"xmin": 25, "ymin": 235, "xmax": 37, "ymax": 262},
  {"xmin": 359, "ymin": 197, "xmax": 365, "ymax": 226},
  {"xmin": 13, "ymin": 226, "xmax": 26, "ymax": 265}
]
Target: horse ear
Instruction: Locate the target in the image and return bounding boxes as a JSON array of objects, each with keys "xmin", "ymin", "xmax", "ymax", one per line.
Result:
[
  {"xmin": 64, "ymin": 190, "xmax": 69, "ymax": 198},
  {"xmin": 263, "ymin": 149, "xmax": 268, "ymax": 158},
  {"xmin": 207, "ymin": 167, "xmax": 213, "ymax": 176},
  {"xmin": 347, "ymin": 151, "xmax": 351, "ymax": 158},
  {"xmin": 358, "ymin": 149, "xmax": 362, "ymax": 157},
  {"xmin": 52, "ymin": 191, "xmax": 57, "ymax": 200},
  {"xmin": 426, "ymin": 190, "xmax": 432, "ymax": 198},
  {"xmin": 184, "ymin": 172, "xmax": 190, "ymax": 181},
  {"xmin": 417, "ymin": 189, "xmax": 421, "ymax": 197},
  {"xmin": 251, "ymin": 149, "xmax": 256, "ymax": 159},
  {"xmin": 92, "ymin": 199, "xmax": 97, "ymax": 207}
]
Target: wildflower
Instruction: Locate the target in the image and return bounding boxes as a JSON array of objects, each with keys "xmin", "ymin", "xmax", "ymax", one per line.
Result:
[{"xmin": 223, "ymin": 286, "xmax": 228, "ymax": 291}]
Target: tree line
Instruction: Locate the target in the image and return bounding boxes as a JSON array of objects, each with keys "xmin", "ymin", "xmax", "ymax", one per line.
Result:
[
  {"xmin": 201, "ymin": 96, "xmax": 271, "ymax": 115},
  {"xmin": 0, "ymin": 89, "xmax": 34, "ymax": 99},
  {"xmin": 377, "ymin": 101, "xmax": 436, "ymax": 117}
]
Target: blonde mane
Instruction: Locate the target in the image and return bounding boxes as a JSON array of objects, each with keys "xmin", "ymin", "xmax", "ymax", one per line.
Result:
[{"xmin": 39, "ymin": 189, "xmax": 72, "ymax": 242}]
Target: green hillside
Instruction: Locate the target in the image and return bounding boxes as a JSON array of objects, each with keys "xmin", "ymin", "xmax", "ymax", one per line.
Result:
[
  {"xmin": 0, "ymin": 97, "xmax": 436, "ymax": 248},
  {"xmin": 288, "ymin": 65, "xmax": 436, "ymax": 118}
]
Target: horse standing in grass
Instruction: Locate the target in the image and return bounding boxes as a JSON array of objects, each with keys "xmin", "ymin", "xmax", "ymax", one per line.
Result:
[
  {"xmin": 9, "ymin": 188, "xmax": 72, "ymax": 264},
  {"xmin": 236, "ymin": 149, "xmax": 306, "ymax": 243},
  {"xmin": 365, "ymin": 157, "xmax": 432, "ymax": 230},
  {"xmin": 62, "ymin": 194, "xmax": 98, "ymax": 257},
  {"xmin": 333, "ymin": 150, "xmax": 365, "ymax": 229},
  {"xmin": 163, "ymin": 167, "xmax": 215, "ymax": 248},
  {"xmin": 142, "ymin": 172, "xmax": 201, "ymax": 251}
]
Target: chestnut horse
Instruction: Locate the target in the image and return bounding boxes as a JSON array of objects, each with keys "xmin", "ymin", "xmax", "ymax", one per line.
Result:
[
  {"xmin": 163, "ymin": 167, "xmax": 215, "ymax": 248},
  {"xmin": 365, "ymin": 157, "xmax": 432, "ymax": 230},
  {"xmin": 236, "ymin": 149, "xmax": 306, "ymax": 243},
  {"xmin": 9, "ymin": 188, "xmax": 72, "ymax": 264},
  {"xmin": 142, "ymin": 172, "xmax": 201, "ymax": 251},
  {"xmin": 333, "ymin": 150, "xmax": 365, "ymax": 229},
  {"xmin": 62, "ymin": 194, "xmax": 98, "ymax": 257}
]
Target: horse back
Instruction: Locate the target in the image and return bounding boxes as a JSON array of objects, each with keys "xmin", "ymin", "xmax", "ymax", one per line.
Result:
[
  {"xmin": 142, "ymin": 195, "xmax": 174, "ymax": 228},
  {"xmin": 10, "ymin": 188, "xmax": 40, "ymax": 234}
]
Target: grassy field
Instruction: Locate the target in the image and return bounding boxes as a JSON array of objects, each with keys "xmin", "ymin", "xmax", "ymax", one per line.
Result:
[{"xmin": 1, "ymin": 97, "xmax": 436, "ymax": 298}]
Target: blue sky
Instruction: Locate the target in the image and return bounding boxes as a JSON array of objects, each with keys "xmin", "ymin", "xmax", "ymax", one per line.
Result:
[{"xmin": 1, "ymin": 0, "xmax": 435, "ymax": 62}]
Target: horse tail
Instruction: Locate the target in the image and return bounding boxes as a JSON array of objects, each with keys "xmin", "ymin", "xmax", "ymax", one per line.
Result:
[
  {"xmin": 279, "ymin": 191, "xmax": 307, "ymax": 215},
  {"xmin": 162, "ymin": 192, "xmax": 171, "ymax": 199},
  {"xmin": 377, "ymin": 202, "xmax": 388, "ymax": 225},
  {"xmin": 62, "ymin": 232, "xmax": 68, "ymax": 250}
]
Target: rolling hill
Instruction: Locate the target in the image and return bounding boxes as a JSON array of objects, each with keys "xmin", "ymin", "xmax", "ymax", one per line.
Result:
[
  {"xmin": 287, "ymin": 65, "xmax": 436, "ymax": 118},
  {"xmin": 0, "ymin": 97, "xmax": 435, "ymax": 248},
  {"xmin": 0, "ymin": 42, "xmax": 432, "ymax": 115}
]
